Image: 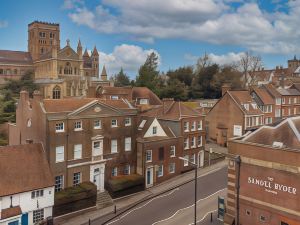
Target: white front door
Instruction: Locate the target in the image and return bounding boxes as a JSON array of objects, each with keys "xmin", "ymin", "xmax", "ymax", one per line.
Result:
[
  {"xmin": 91, "ymin": 164, "xmax": 105, "ymax": 192},
  {"xmin": 93, "ymin": 168, "xmax": 101, "ymax": 190},
  {"xmin": 146, "ymin": 167, "xmax": 154, "ymax": 188}
]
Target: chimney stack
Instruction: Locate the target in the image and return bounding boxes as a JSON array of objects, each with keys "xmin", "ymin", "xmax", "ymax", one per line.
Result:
[
  {"xmin": 221, "ymin": 83, "xmax": 231, "ymax": 96},
  {"xmin": 33, "ymin": 90, "xmax": 43, "ymax": 102},
  {"xmin": 26, "ymin": 139, "xmax": 33, "ymax": 144}
]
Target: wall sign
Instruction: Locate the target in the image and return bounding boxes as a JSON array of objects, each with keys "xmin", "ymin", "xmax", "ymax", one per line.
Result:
[{"xmin": 233, "ymin": 125, "xmax": 242, "ymax": 136}]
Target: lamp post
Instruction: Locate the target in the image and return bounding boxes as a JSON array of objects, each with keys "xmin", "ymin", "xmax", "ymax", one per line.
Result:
[{"xmin": 179, "ymin": 157, "xmax": 198, "ymax": 225}]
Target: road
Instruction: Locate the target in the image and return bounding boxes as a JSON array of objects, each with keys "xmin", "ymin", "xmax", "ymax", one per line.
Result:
[{"xmin": 93, "ymin": 166, "xmax": 227, "ymax": 225}]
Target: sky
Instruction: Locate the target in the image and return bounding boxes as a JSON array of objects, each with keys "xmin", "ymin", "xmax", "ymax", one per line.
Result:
[{"xmin": 0, "ymin": 0, "xmax": 299, "ymax": 78}]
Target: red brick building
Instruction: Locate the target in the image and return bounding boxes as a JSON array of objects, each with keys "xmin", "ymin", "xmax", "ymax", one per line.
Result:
[
  {"xmin": 206, "ymin": 90, "xmax": 264, "ymax": 146},
  {"xmin": 225, "ymin": 116, "xmax": 300, "ymax": 225},
  {"xmin": 9, "ymin": 91, "xmax": 205, "ymax": 192}
]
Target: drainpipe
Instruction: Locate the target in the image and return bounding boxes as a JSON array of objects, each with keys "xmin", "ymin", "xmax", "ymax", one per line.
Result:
[{"xmin": 235, "ymin": 155, "xmax": 241, "ymax": 225}]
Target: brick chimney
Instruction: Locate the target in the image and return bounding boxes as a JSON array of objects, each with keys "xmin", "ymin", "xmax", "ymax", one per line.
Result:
[
  {"xmin": 33, "ymin": 90, "xmax": 43, "ymax": 102},
  {"xmin": 221, "ymin": 83, "xmax": 231, "ymax": 96},
  {"xmin": 20, "ymin": 90, "xmax": 29, "ymax": 103}
]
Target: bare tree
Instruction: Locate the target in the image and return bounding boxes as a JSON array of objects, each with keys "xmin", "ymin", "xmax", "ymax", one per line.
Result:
[
  {"xmin": 239, "ymin": 51, "xmax": 263, "ymax": 88},
  {"xmin": 195, "ymin": 53, "xmax": 212, "ymax": 74}
]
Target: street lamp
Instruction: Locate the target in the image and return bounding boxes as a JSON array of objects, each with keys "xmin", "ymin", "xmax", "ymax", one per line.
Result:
[{"xmin": 178, "ymin": 156, "xmax": 198, "ymax": 225}]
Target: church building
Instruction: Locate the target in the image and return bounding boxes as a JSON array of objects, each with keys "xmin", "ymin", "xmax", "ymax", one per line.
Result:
[{"xmin": 0, "ymin": 21, "xmax": 111, "ymax": 98}]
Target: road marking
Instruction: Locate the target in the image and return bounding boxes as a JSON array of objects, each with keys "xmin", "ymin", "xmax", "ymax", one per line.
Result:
[
  {"xmin": 106, "ymin": 188, "xmax": 180, "ymax": 225},
  {"xmin": 151, "ymin": 188, "xmax": 226, "ymax": 225},
  {"xmin": 187, "ymin": 210, "xmax": 217, "ymax": 225},
  {"xmin": 197, "ymin": 166, "xmax": 224, "ymax": 179}
]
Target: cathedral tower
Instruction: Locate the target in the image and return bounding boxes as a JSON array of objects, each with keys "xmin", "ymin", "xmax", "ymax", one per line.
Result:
[
  {"xmin": 28, "ymin": 21, "xmax": 60, "ymax": 61},
  {"xmin": 91, "ymin": 46, "xmax": 99, "ymax": 77}
]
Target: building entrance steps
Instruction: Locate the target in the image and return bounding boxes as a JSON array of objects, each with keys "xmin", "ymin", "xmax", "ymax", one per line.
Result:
[{"xmin": 96, "ymin": 191, "xmax": 113, "ymax": 209}]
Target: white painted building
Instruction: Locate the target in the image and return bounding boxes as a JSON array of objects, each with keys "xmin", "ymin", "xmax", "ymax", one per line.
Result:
[{"xmin": 0, "ymin": 143, "xmax": 54, "ymax": 225}]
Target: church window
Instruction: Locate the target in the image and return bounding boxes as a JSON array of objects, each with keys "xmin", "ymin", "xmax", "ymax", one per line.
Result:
[
  {"xmin": 52, "ymin": 86, "xmax": 61, "ymax": 99},
  {"xmin": 74, "ymin": 67, "xmax": 77, "ymax": 75},
  {"xmin": 64, "ymin": 62, "xmax": 72, "ymax": 75}
]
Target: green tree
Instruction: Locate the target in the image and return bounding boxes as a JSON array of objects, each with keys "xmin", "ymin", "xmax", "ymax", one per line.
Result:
[
  {"xmin": 135, "ymin": 52, "xmax": 160, "ymax": 94},
  {"xmin": 166, "ymin": 66, "xmax": 194, "ymax": 86},
  {"xmin": 160, "ymin": 78, "xmax": 188, "ymax": 101},
  {"xmin": 111, "ymin": 68, "xmax": 131, "ymax": 87}
]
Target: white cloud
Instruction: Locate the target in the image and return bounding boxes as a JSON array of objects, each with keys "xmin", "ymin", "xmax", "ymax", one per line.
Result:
[
  {"xmin": 61, "ymin": 0, "xmax": 84, "ymax": 9},
  {"xmin": 185, "ymin": 52, "xmax": 244, "ymax": 65},
  {"xmin": 98, "ymin": 44, "xmax": 160, "ymax": 77},
  {"xmin": 0, "ymin": 20, "xmax": 8, "ymax": 28},
  {"xmin": 65, "ymin": 0, "xmax": 300, "ymax": 54}
]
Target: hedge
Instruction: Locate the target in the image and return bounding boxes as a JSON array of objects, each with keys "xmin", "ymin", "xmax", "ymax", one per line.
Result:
[
  {"xmin": 53, "ymin": 182, "xmax": 97, "ymax": 217},
  {"xmin": 106, "ymin": 174, "xmax": 144, "ymax": 198}
]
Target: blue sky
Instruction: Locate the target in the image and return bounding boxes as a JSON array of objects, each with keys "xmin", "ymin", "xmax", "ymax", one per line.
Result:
[{"xmin": 0, "ymin": 0, "xmax": 299, "ymax": 78}]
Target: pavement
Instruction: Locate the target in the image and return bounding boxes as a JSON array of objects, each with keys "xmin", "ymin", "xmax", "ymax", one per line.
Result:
[
  {"xmin": 205, "ymin": 142, "xmax": 228, "ymax": 154},
  {"xmin": 55, "ymin": 160, "xmax": 228, "ymax": 225}
]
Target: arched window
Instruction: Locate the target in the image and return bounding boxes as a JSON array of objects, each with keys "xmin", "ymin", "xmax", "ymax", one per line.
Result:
[
  {"xmin": 64, "ymin": 62, "xmax": 72, "ymax": 75},
  {"xmin": 74, "ymin": 67, "xmax": 77, "ymax": 75},
  {"xmin": 59, "ymin": 66, "xmax": 62, "ymax": 74},
  {"xmin": 52, "ymin": 86, "xmax": 61, "ymax": 99}
]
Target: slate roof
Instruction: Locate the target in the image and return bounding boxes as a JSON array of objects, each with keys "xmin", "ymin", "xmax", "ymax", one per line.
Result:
[
  {"xmin": 277, "ymin": 88, "xmax": 300, "ymax": 96},
  {"xmin": 0, "ymin": 50, "xmax": 33, "ymax": 65},
  {"xmin": 0, "ymin": 143, "xmax": 54, "ymax": 196},
  {"xmin": 132, "ymin": 87, "xmax": 162, "ymax": 106}
]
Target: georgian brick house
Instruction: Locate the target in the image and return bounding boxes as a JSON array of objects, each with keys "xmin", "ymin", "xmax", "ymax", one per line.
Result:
[{"xmin": 9, "ymin": 91, "xmax": 138, "ymax": 192}]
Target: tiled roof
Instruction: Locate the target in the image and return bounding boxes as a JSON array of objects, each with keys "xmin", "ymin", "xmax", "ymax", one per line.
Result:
[
  {"xmin": 42, "ymin": 98, "xmax": 134, "ymax": 113},
  {"xmin": 1, "ymin": 206, "xmax": 22, "ymax": 219},
  {"xmin": 101, "ymin": 87, "xmax": 132, "ymax": 96},
  {"xmin": 243, "ymin": 116, "xmax": 300, "ymax": 150},
  {"xmin": 252, "ymin": 87, "xmax": 274, "ymax": 105},
  {"xmin": 0, "ymin": 50, "xmax": 33, "ymax": 65},
  {"xmin": 228, "ymin": 91, "xmax": 263, "ymax": 115},
  {"xmin": 132, "ymin": 87, "xmax": 162, "ymax": 105},
  {"xmin": 263, "ymin": 84, "xmax": 281, "ymax": 98},
  {"xmin": 141, "ymin": 101, "xmax": 200, "ymax": 120},
  {"xmin": 0, "ymin": 143, "xmax": 54, "ymax": 196}
]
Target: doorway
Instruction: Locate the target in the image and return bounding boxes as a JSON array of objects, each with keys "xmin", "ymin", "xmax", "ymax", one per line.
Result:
[{"xmin": 146, "ymin": 167, "xmax": 154, "ymax": 188}]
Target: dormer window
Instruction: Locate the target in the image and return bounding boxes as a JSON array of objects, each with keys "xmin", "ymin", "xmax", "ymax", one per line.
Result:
[
  {"xmin": 139, "ymin": 120, "xmax": 147, "ymax": 129},
  {"xmin": 111, "ymin": 119, "xmax": 118, "ymax": 128},
  {"xmin": 243, "ymin": 104, "xmax": 249, "ymax": 111},
  {"xmin": 139, "ymin": 98, "xmax": 149, "ymax": 105}
]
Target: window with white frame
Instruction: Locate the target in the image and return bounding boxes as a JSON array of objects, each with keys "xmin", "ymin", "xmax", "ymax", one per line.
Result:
[
  {"xmin": 184, "ymin": 138, "xmax": 189, "ymax": 149},
  {"xmin": 74, "ymin": 121, "xmax": 82, "ymax": 131},
  {"xmin": 112, "ymin": 167, "xmax": 118, "ymax": 176},
  {"xmin": 288, "ymin": 108, "xmax": 291, "ymax": 115},
  {"xmin": 146, "ymin": 150, "xmax": 152, "ymax": 162},
  {"xmin": 55, "ymin": 175, "xmax": 63, "ymax": 192},
  {"xmin": 55, "ymin": 146, "xmax": 64, "ymax": 163},
  {"xmin": 275, "ymin": 109, "xmax": 281, "ymax": 117},
  {"xmin": 94, "ymin": 120, "xmax": 101, "ymax": 129},
  {"xmin": 276, "ymin": 98, "xmax": 281, "ymax": 105},
  {"xmin": 294, "ymin": 97, "xmax": 297, "ymax": 104},
  {"xmin": 289, "ymin": 98, "xmax": 292, "ymax": 104},
  {"xmin": 170, "ymin": 146, "xmax": 175, "ymax": 157},
  {"xmin": 125, "ymin": 117, "xmax": 131, "ymax": 126},
  {"xmin": 31, "ymin": 190, "xmax": 44, "ymax": 199},
  {"xmin": 33, "ymin": 209, "xmax": 44, "ymax": 224},
  {"xmin": 73, "ymin": 172, "xmax": 81, "ymax": 186},
  {"xmin": 198, "ymin": 120, "xmax": 202, "ymax": 130},
  {"xmin": 125, "ymin": 137, "xmax": 131, "ymax": 151},
  {"xmin": 111, "ymin": 95, "xmax": 119, "ymax": 100},
  {"xmin": 282, "ymin": 98, "xmax": 285, "ymax": 104},
  {"xmin": 139, "ymin": 98, "xmax": 149, "ymax": 105},
  {"xmin": 157, "ymin": 165, "xmax": 163, "ymax": 177},
  {"xmin": 198, "ymin": 136, "xmax": 203, "ymax": 147},
  {"xmin": 191, "ymin": 154, "xmax": 196, "ymax": 164},
  {"xmin": 183, "ymin": 155, "xmax": 189, "ymax": 167},
  {"xmin": 294, "ymin": 108, "xmax": 297, "ymax": 115},
  {"xmin": 111, "ymin": 119, "xmax": 118, "ymax": 127},
  {"xmin": 191, "ymin": 137, "xmax": 196, "ymax": 148},
  {"xmin": 184, "ymin": 122, "xmax": 189, "ymax": 132},
  {"xmin": 55, "ymin": 122, "xmax": 64, "ymax": 133},
  {"xmin": 124, "ymin": 164, "xmax": 130, "ymax": 175},
  {"xmin": 153, "ymin": 126, "xmax": 157, "ymax": 135},
  {"xmin": 74, "ymin": 144, "xmax": 82, "ymax": 159},
  {"xmin": 93, "ymin": 141, "xmax": 102, "ymax": 156},
  {"xmin": 191, "ymin": 121, "xmax": 196, "ymax": 131},
  {"xmin": 169, "ymin": 163, "xmax": 175, "ymax": 174},
  {"xmin": 111, "ymin": 139, "xmax": 118, "ymax": 153}
]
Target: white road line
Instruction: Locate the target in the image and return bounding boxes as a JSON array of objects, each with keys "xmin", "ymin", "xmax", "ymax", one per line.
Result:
[
  {"xmin": 106, "ymin": 188, "xmax": 180, "ymax": 225},
  {"xmin": 188, "ymin": 210, "xmax": 217, "ymax": 225},
  {"xmin": 151, "ymin": 188, "xmax": 226, "ymax": 225}
]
